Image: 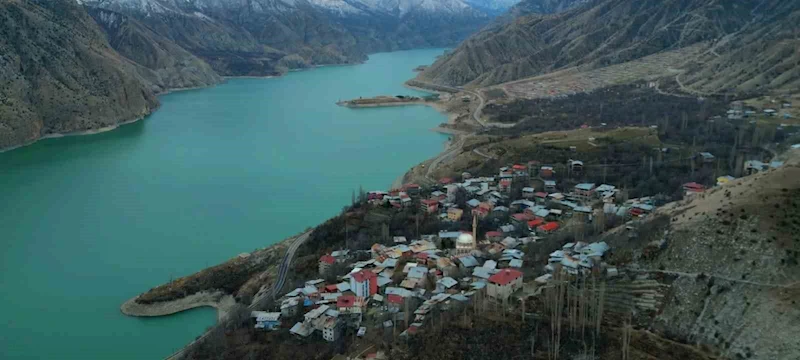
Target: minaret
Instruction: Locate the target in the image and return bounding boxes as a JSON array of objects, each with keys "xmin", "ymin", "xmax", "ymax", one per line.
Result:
[{"xmin": 472, "ymin": 212, "xmax": 478, "ymax": 249}]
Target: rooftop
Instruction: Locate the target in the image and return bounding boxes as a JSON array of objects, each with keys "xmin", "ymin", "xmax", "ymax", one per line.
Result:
[
  {"xmin": 488, "ymin": 269, "xmax": 523, "ymax": 286},
  {"xmin": 320, "ymin": 255, "xmax": 335, "ymax": 264},
  {"xmin": 538, "ymin": 222, "xmax": 560, "ymax": 232},
  {"xmin": 337, "ymin": 295, "xmax": 356, "ymax": 308},
  {"xmin": 351, "ymin": 269, "xmax": 377, "ymax": 283}
]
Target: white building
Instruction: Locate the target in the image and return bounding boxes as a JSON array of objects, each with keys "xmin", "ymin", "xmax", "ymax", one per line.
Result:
[
  {"xmin": 456, "ymin": 233, "xmax": 476, "ymax": 254},
  {"xmin": 487, "ymin": 269, "xmax": 523, "ymax": 300},
  {"xmin": 349, "ymin": 270, "xmax": 376, "ymax": 297}
]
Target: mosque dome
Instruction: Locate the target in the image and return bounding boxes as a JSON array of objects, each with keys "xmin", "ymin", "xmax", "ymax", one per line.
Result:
[{"xmin": 456, "ymin": 233, "xmax": 474, "ymax": 250}]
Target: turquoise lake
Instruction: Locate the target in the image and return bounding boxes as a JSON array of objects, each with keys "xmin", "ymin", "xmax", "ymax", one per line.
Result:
[{"xmin": 0, "ymin": 49, "xmax": 449, "ymax": 360}]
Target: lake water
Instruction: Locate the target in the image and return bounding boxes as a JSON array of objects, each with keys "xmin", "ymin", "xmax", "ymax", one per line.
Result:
[{"xmin": 0, "ymin": 49, "xmax": 449, "ymax": 360}]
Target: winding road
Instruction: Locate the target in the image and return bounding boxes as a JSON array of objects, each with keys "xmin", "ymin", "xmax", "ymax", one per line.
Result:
[
  {"xmin": 423, "ymin": 134, "xmax": 471, "ymax": 182},
  {"xmin": 164, "ymin": 229, "xmax": 313, "ymax": 360},
  {"xmin": 464, "ymin": 89, "xmax": 488, "ymax": 128},
  {"xmin": 411, "ymin": 80, "xmax": 494, "ymax": 183},
  {"xmin": 253, "ymin": 230, "xmax": 312, "ymax": 304}
]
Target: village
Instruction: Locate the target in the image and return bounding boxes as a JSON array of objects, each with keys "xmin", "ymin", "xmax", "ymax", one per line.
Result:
[
  {"xmin": 244, "ymin": 149, "xmax": 785, "ymax": 358},
  {"xmin": 167, "ymin": 90, "xmax": 800, "ymax": 360}
]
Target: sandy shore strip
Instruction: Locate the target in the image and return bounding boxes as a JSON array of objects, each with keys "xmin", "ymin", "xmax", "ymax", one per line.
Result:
[
  {"xmin": 0, "ymin": 81, "xmax": 228, "ymax": 154},
  {"xmin": 338, "ymin": 100, "xmax": 431, "ymax": 108},
  {"xmin": 157, "ymin": 84, "xmax": 219, "ymax": 95},
  {"xmin": 222, "ymin": 75, "xmax": 276, "ymax": 79},
  {"xmin": 431, "ymin": 126, "xmax": 466, "ymax": 135},
  {"xmin": 121, "ymin": 291, "xmax": 236, "ymax": 322},
  {"xmin": 0, "ymin": 115, "xmax": 148, "ymax": 154}
]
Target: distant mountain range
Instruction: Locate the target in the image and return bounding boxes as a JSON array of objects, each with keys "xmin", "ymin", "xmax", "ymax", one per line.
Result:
[
  {"xmin": 416, "ymin": 0, "xmax": 800, "ymax": 94},
  {"xmin": 0, "ymin": 0, "xmax": 520, "ymax": 150},
  {"xmin": 5, "ymin": 0, "xmax": 797, "ymax": 151},
  {"xmin": 79, "ymin": 0, "xmax": 519, "ymax": 76}
]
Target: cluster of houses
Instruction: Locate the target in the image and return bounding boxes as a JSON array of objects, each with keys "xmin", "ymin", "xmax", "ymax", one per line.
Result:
[
  {"xmin": 543, "ymin": 241, "xmax": 613, "ymax": 278},
  {"xmin": 681, "ymin": 151, "xmax": 786, "ymax": 196},
  {"xmin": 252, "ymin": 163, "xmax": 651, "ymax": 343},
  {"xmin": 255, "ymin": 232, "xmax": 623, "ymax": 345},
  {"xmin": 257, "ymin": 235, "xmax": 530, "ymax": 342},
  {"xmin": 407, "ymin": 163, "xmax": 636, "ymax": 239},
  {"xmin": 726, "ymin": 99, "xmax": 793, "ymax": 120}
]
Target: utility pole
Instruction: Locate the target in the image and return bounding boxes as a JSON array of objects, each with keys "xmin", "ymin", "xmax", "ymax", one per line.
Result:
[
  {"xmin": 415, "ymin": 213, "xmax": 420, "ymax": 238},
  {"xmin": 602, "ymin": 160, "xmax": 607, "ymax": 183}
]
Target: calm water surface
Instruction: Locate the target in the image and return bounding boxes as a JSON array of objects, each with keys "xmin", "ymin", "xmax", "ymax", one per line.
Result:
[{"xmin": 0, "ymin": 49, "xmax": 448, "ymax": 360}]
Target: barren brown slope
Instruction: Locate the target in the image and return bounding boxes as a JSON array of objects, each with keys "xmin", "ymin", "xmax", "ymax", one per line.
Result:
[
  {"xmin": 603, "ymin": 148, "xmax": 800, "ymax": 359},
  {"xmin": 87, "ymin": 7, "xmax": 222, "ymax": 93},
  {"xmin": 417, "ymin": 0, "xmax": 800, "ymax": 94},
  {"xmin": 0, "ymin": 0, "xmax": 158, "ymax": 150},
  {"xmin": 680, "ymin": 7, "xmax": 800, "ymax": 94}
]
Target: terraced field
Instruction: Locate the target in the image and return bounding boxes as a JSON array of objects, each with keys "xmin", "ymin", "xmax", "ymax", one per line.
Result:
[{"xmin": 496, "ymin": 44, "xmax": 707, "ymax": 100}]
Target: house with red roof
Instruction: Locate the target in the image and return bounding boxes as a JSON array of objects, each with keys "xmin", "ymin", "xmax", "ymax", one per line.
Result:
[
  {"xmin": 537, "ymin": 222, "xmax": 560, "ymax": 234},
  {"xmin": 403, "ymin": 183, "xmax": 421, "ymax": 195},
  {"xmin": 487, "ymin": 269, "xmax": 523, "ymax": 300},
  {"xmin": 499, "ymin": 178, "xmax": 512, "ymax": 192},
  {"xmin": 683, "ymin": 182, "xmax": 706, "ymax": 193},
  {"xmin": 534, "ymin": 192, "xmax": 549, "ymax": 203},
  {"xmin": 511, "ymin": 213, "xmax": 535, "ymax": 226},
  {"xmin": 527, "ymin": 218, "xmax": 544, "ymax": 230},
  {"xmin": 337, "ymin": 295, "xmax": 367, "ymax": 314},
  {"xmin": 350, "ymin": 270, "xmax": 377, "ymax": 297},
  {"xmin": 386, "ymin": 294, "xmax": 405, "ymax": 311},
  {"xmin": 319, "ymin": 255, "xmax": 336, "ymax": 276},
  {"xmin": 420, "ymin": 199, "xmax": 439, "ymax": 214}
]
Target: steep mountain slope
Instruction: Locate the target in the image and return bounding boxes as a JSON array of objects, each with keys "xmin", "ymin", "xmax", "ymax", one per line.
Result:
[
  {"xmin": 679, "ymin": 5, "xmax": 800, "ymax": 94},
  {"xmin": 82, "ymin": 0, "xmax": 496, "ymax": 76},
  {"xmin": 417, "ymin": 0, "xmax": 800, "ymax": 94},
  {"xmin": 81, "ymin": 0, "xmax": 358, "ymax": 76},
  {"xmin": 503, "ymin": 0, "xmax": 587, "ymax": 17},
  {"xmin": 0, "ymin": 0, "xmax": 158, "ymax": 150},
  {"xmin": 87, "ymin": 7, "xmax": 221, "ymax": 93},
  {"xmin": 462, "ymin": 0, "xmax": 520, "ymax": 16},
  {"xmin": 602, "ymin": 148, "xmax": 800, "ymax": 359}
]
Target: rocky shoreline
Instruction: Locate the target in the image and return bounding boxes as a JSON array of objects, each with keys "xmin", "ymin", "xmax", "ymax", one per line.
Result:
[
  {"xmin": 0, "ymin": 114, "xmax": 150, "ymax": 154},
  {"xmin": 121, "ymin": 291, "xmax": 236, "ymax": 322},
  {"xmin": 118, "ymin": 233, "xmax": 297, "ymax": 323}
]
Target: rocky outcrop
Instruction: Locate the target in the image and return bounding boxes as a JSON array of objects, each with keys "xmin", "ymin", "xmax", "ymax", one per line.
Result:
[{"xmin": 0, "ymin": 0, "xmax": 158, "ymax": 150}]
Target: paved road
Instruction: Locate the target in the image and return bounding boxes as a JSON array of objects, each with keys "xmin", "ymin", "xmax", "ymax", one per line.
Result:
[
  {"xmin": 424, "ymin": 134, "xmax": 471, "ymax": 183},
  {"xmin": 254, "ymin": 230, "xmax": 312, "ymax": 304},
  {"xmin": 164, "ymin": 230, "xmax": 313, "ymax": 360},
  {"xmin": 463, "ymin": 89, "xmax": 487, "ymax": 128},
  {"xmin": 411, "ymin": 81, "xmax": 491, "ymax": 183},
  {"xmin": 473, "ymin": 147, "xmax": 496, "ymax": 160}
]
